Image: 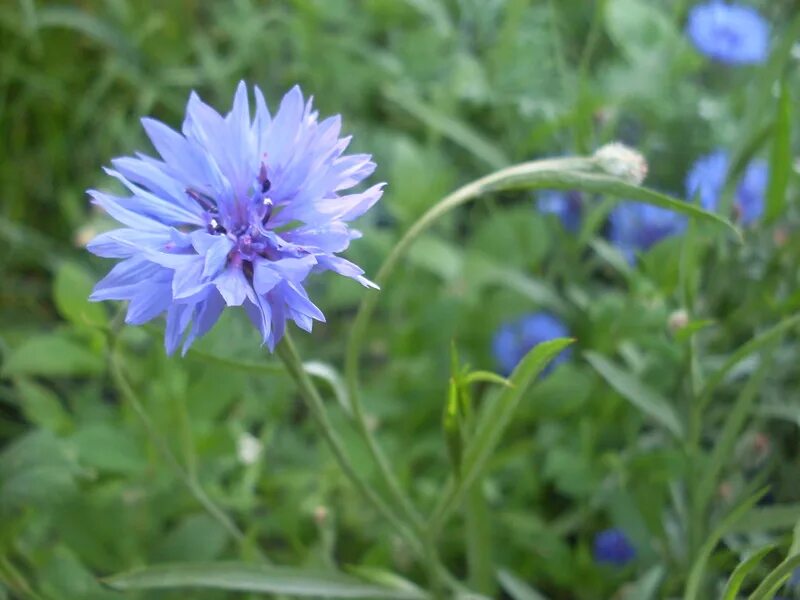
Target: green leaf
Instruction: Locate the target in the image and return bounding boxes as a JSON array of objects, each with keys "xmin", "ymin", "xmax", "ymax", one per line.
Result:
[
  {"xmin": 71, "ymin": 424, "xmax": 145, "ymax": 474},
  {"xmin": 584, "ymin": 352, "xmax": 684, "ymax": 438},
  {"xmin": 13, "ymin": 378, "xmax": 71, "ymax": 433},
  {"xmin": 155, "ymin": 515, "xmax": 229, "ymax": 562},
  {"xmin": 2, "ymin": 333, "xmax": 104, "ymax": 377},
  {"xmin": 462, "ymin": 371, "xmax": 512, "ymax": 388},
  {"xmin": 749, "ymin": 552, "xmax": 800, "ymax": 600},
  {"xmin": 0, "ymin": 430, "xmax": 80, "ymax": 510},
  {"xmin": 721, "ymin": 544, "xmax": 778, "ymax": 600},
  {"xmin": 443, "ymin": 378, "xmax": 463, "ymax": 477},
  {"xmin": 765, "ymin": 80, "xmax": 792, "ymax": 223},
  {"xmin": 624, "ymin": 566, "xmax": 665, "ymax": 600},
  {"xmin": 695, "ymin": 357, "xmax": 772, "ymax": 531},
  {"xmin": 497, "ymin": 569, "xmax": 548, "ymax": 600},
  {"xmin": 345, "ymin": 566, "xmax": 428, "ymax": 599},
  {"xmin": 605, "ymin": 0, "xmax": 682, "ymax": 60},
  {"xmin": 698, "ymin": 313, "xmax": 800, "ymax": 410},
  {"xmin": 684, "ymin": 489, "xmax": 767, "ymax": 600},
  {"xmin": 430, "ymin": 339, "xmax": 573, "ymax": 527},
  {"xmin": 53, "ymin": 261, "xmax": 107, "ymax": 328},
  {"xmin": 104, "ymin": 562, "xmax": 428, "ymax": 598},
  {"xmin": 383, "ymin": 85, "xmax": 510, "ymax": 169},
  {"xmin": 303, "ymin": 361, "xmax": 351, "ymax": 416},
  {"xmin": 728, "ymin": 504, "xmax": 800, "ymax": 534},
  {"xmin": 35, "ymin": 6, "xmax": 137, "ymax": 58}
]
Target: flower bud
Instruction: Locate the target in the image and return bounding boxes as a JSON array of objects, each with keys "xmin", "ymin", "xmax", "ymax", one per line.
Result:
[
  {"xmin": 594, "ymin": 142, "xmax": 648, "ymax": 185},
  {"xmin": 668, "ymin": 309, "xmax": 690, "ymax": 333}
]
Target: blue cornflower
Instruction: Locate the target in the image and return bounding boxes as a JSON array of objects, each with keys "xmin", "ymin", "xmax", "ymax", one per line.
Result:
[
  {"xmin": 685, "ymin": 151, "xmax": 767, "ymax": 225},
  {"xmin": 537, "ymin": 191, "xmax": 583, "ymax": 232},
  {"xmin": 492, "ymin": 312, "xmax": 571, "ymax": 376},
  {"xmin": 87, "ymin": 82, "xmax": 383, "ymax": 354},
  {"xmin": 737, "ymin": 159, "xmax": 768, "ymax": 224},
  {"xmin": 686, "ymin": 1, "xmax": 770, "ymax": 65},
  {"xmin": 593, "ymin": 528, "xmax": 636, "ymax": 567},
  {"xmin": 608, "ymin": 201, "xmax": 687, "ymax": 263},
  {"xmin": 685, "ymin": 150, "xmax": 728, "ymax": 209}
]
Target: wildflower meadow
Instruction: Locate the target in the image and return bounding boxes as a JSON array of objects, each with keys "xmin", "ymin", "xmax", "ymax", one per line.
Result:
[{"xmin": 1, "ymin": 1, "xmax": 799, "ymax": 598}]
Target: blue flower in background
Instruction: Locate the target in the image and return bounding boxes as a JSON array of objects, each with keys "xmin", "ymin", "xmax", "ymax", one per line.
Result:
[
  {"xmin": 87, "ymin": 82, "xmax": 383, "ymax": 354},
  {"xmin": 492, "ymin": 312, "xmax": 571, "ymax": 376},
  {"xmin": 686, "ymin": 1, "xmax": 770, "ymax": 65},
  {"xmin": 537, "ymin": 190, "xmax": 583, "ymax": 232},
  {"xmin": 686, "ymin": 151, "xmax": 767, "ymax": 225},
  {"xmin": 608, "ymin": 201, "xmax": 687, "ymax": 263},
  {"xmin": 685, "ymin": 150, "xmax": 728, "ymax": 208},
  {"xmin": 593, "ymin": 528, "xmax": 636, "ymax": 567},
  {"xmin": 737, "ymin": 159, "xmax": 768, "ymax": 224}
]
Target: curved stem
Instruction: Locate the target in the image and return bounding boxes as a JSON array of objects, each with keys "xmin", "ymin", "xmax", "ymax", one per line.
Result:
[
  {"xmin": 343, "ymin": 157, "xmax": 596, "ymax": 527},
  {"xmin": 275, "ymin": 332, "xmax": 423, "ymax": 555}
]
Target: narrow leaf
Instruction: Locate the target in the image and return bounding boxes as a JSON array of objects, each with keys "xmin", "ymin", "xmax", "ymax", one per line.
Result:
[
  {"xmin": 684, "ymin": 489, "xmax": 767, "ymax": 600},
  {"xmin": 497, "ymin": 569, "xmax": 548, "ymax": 600},
  {"xmin": 584, "ymin": 352, "xmax": 684, "ymax": 438},
  {"xmin": 303, "ymin": 361, "xmax": 351, "ymax": 416},
  {"xmin": 463, "ymin": 371, "xmax": 513, "ymax": 388},
  {"xmin": 721, "ymin": 544, "xmax": 778, "ymax": 600},
  {"xmin": 104, "ymin": 562, "xmax": 428, "ymax": 599},
  {"xmin": 383, "ymin": 85, "xmax": 510, "ymax": 169},
  {"xmin": 443, "ymin": 378, "xmax": 463, "ymax": 476},
  {"xmin": 430, "ymin": 339, "xmax": 573, "ymax": 527},
  {"xmin": 749, "ymin": 552, "xmax": 800, "ymax": 600},
  {"xmin": 698, "ymin": 313, "xmax": 800, "ymax": 410},
  {"xmin": 766, "ymin": 80, "xmax": 792, "ymax": 223}
]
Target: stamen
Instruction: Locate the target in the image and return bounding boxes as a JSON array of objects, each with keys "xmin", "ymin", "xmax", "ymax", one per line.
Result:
[
  {"xmin": 258, "ymin": 163, "xmax": 271, "ymax": 194},
  {"xmin": 186, "ymin": 188, "xmax": 216, "ymax": 211},
  {"xmin": 209, "ymin": 217, "xmax": 226, "ymax": 234},
  {"xmin": 262, "ymin": 197, "xmax": 274, "ymax": 225}
]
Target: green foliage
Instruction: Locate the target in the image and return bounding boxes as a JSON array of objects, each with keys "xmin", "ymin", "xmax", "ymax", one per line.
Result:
[{"xmin": 1, "ymin": 0, "xmax": 799, "ymax": 598}]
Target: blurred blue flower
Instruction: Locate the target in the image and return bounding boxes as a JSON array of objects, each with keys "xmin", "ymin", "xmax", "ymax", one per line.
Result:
[
  {"xmin": 685, "ymin": 150, "xmax": 728, "ymax": 208},
  {"xmin": 608, "ymin": 201, "xmax": 687, "ymax": 263},
  {"xmin": 593, "ymin": 528, "xmax": 636, "ymax": 567},
  {"xmin": 87, "ymin": 82, "xmax": 383, "ymax": 354},
  {"xmin": 492, "ymin": 312, "xmax": 571, "ymax": 376},
  {"xmin": 686, "ymin": 151, "xmax": 767, "ymax": 225},
  {"xmin": 737, "ymin": 159, "xmax": 768, "ymax": 224},
  {"xmin": 537, "ymin": 190, "xmax": 583, "ymax": 232},
  {"xmin": 686, "ymin": 1, "xmax": 770, "ymax": 65}
]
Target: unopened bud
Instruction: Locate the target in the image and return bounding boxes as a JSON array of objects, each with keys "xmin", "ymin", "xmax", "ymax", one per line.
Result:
[
  {"xmin": 313, "ymin": 505, "xmax": 329, "ymax": 525},
  {"xmin": 594, "ymin": 142, "xmax": 648, "ymax": 185},
  {"xmin": 668, "ymin": 309, "xmax": 689, "ymax": 333}
]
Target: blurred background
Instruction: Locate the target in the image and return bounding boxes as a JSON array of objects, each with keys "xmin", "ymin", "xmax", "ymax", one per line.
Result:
[{"xmin": 1, "ymin": 0, "xmax": 799, "ymax": 598}]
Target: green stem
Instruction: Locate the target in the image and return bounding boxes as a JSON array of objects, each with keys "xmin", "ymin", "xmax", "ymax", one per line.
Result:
[
  {"xmin": 109, "ymin": 352, "xmax": 252, "ymax": 554},
  {"xmin": 275, "ymin": 333, "xmax": 423, "ymax": 556},
  {"xmin": 344, "ymin": 157, "xmax": 595, "ymax": 537},
  {"xmin": 276, "ymin": 333, "xmax": 452, "ymax": 596}
]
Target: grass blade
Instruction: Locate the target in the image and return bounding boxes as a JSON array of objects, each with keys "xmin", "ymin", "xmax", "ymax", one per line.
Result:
[
  {"xmin": 104, "ymin": 562, "xmax": 428, "ymax": 598},
  {"xmin": 684, "ymin": 489, "xmax": 768, "ymax": 600},
  {"xmin": 765, "ymin": 80, "xmax": 792, "ymax": 223},
  {"xmin": 721, "ymin": 544, "xmax": 778, "ymax": 600},
  {"xmin": 584, "ymin": 351, "xmax": 684, "ymax": 438},
  {"xmin": 430, "ymin": 339, "xmax": 574, "ymax": 529},
  {"xmin": 749, "ymin": 552, "xmax": 800, "ymax": 600}
]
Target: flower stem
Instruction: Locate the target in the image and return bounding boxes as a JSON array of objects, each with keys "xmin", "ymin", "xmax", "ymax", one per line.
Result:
[
  {"xmin": 275, "ymin": 332, "xmax": 423, "ymax": 555},
  {"xmin": 109, "ymin": 351, "xmax": 255, "ymax": 557}
]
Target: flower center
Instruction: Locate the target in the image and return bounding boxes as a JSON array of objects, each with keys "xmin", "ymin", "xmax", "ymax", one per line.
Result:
[{"xmin": 184, "ymin": 163, "xmax": 305, "ymax": 270}]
